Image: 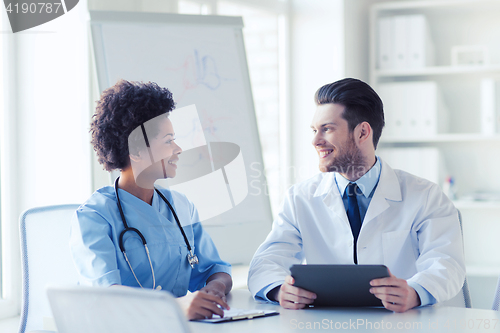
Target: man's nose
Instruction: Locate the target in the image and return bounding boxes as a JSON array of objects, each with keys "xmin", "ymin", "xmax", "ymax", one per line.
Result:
[{"xmin": 312, "ymin": 132, "xmax": 325, "ymax": 146}]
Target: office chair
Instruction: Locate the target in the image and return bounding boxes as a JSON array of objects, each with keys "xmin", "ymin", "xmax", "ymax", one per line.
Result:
[
  {"xmin": 493, "ymin": 275, "xmax": 500, "ymax": 311},
  {"xmin": 19, "ymin": 204, "xmax": 81, "ymax": 333},
  {"xmin": 458, "ymin": 210, "xmax": 472, "ymax": 308},
  {"xmin": 442, "ymin": 273, "xmax": 472, "ymax": 309}
]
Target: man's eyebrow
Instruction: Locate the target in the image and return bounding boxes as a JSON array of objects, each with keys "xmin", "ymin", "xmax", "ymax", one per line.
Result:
[
  {"xmin": 311, "ymin": 122, "xmax": 337, "ymax": 129},
  {"xmin": 163, "ymin": 133, "xmax": 175, "ymax": 138}
]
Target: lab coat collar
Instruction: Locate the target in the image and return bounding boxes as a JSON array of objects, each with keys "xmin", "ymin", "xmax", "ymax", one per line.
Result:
[
  {"xmin": 314, "ymin": 157, "xmax": 402, "ymax": 199},
  {"xmin": 362, "ymin": 157, "xmax": 402, "ymax": 224},
  {"xmin": 314, "ymin": 172, "xmax": 335, "ymax": 198},
  {"xmin": 375, "ymin": 157, "xmax": 402, "ymax": 202},
  {"xmin": 334, "ymin": 157, "xmax": 382, "ymax": 198},
  {"xmin": 313, "ymin": 157, "xmax": 402, "ymax": 224},
  {"xmin": 317, "ymin": 172, "xmax": 348, "ymax": 224}
]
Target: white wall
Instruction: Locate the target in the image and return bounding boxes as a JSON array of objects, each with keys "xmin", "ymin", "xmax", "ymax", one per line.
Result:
[
  {"xmin": 1, "ymin": 1, "xmax": 91, "ymax": 317},
  {"xmin": 343, "ymin": 0, "xmax": 386, "ymax": 81},
  {"xmin": 15, "ymin": 3, "xmax": 91, "ymax": 216},
  {"xmin": 287, "ymin": 0, "xmax": 390, "ymax": 185},
  {"xmin": 289, "ymin": 0, "xmax": 344, "ymax": 184}
]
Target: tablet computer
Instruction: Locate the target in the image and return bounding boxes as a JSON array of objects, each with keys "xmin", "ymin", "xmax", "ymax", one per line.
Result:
[{"xmin": 290, "ymin": 264, "xmax": 390, "ymax": 307}]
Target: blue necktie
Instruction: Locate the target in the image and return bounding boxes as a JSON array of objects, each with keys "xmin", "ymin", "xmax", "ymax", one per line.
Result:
[{"xmin": 346, "ymin": 183, "xmax": 362, "ymax": 264}]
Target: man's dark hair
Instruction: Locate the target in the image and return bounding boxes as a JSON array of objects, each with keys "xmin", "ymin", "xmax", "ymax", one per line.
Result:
[
  {"xmin": 314, "ymin": 78, "xmax": 385, "ymax": 149},
  {"xmin": 90, "ymin": 79, "xmax": 176, "ymax": 171}
]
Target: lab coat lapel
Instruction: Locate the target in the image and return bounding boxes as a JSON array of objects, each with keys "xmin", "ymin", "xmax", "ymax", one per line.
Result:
[
  {"xmin": 362, "ymin": 158, "xmax": 402, "ymax": 226},
  {"xmin": 314, "ymin": 172, "xmax": 350, "ymax": 226}
]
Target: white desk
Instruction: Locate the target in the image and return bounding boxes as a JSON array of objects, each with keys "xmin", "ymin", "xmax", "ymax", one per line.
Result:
[{"xmin": 189, "ymin": 290, "xmax": 500, "ymax": 333}]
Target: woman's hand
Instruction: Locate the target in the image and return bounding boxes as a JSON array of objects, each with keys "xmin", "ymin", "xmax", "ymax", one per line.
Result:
[
  {"xmin": 204, "ymin": 272, "xmax": 233, "ymax": 297},
  {"xmin": 200, "ymin": 279, "xmax": 227, "ymax": 301},
  {"xmin": 177, "ymin": 272, "xmax": 232, "ymax": 320},
  {"xmin": 177, "ymin": 291, "xmax": 230, "ymax": 320}
]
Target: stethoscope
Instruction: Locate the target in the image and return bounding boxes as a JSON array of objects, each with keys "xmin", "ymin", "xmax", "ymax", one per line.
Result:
[{"xmin": 114, "ymin": 177, "xmax": 199, "ymax": 290}]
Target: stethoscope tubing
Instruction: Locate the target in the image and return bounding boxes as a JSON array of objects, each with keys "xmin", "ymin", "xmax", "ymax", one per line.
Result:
[
  {"xmin": 114, "ymin": 177, "xmax": 193, "ymax": 252},
  {"xmin": 113, "ymin": 177, "xmax": 198, "ymax": 289}
]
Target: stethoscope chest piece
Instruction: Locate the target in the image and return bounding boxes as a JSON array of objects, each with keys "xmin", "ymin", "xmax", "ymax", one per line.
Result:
[{"xmin": 187, "ymin": 250, "xmax": 199, "ymax": 269}]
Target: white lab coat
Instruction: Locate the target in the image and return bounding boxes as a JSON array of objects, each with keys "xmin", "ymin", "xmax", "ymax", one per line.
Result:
[{"xmin": 248, "ymin": 159, "xmax": 465, "ymax": 303}]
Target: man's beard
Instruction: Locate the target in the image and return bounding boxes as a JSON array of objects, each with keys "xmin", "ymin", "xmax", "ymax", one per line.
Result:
[{"xmin": 322, "ymin": 135, "xmax": 366, "ymax": 179}]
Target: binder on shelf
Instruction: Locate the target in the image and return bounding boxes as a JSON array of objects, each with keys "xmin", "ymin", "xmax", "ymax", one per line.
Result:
[
  {"xmin": 480, "ymin": 78, "xmax": 499, "ymax": 135},
  {"xmin": 378, "ymin": 147, "xmax": 445, "ymax": 186},
  {"xmin": 414, "ymin": 81, "xmax": 448, "ymax": 136},
  {"xmin": 376, "ymin": 14, "xmax": 434, "ymax": 70},
  {"xmin": 392, "ymin": 16, "xmax": 408, "ymax": 69},
  {"xmin": 378, "ymin": 81, "xmax": 448, "ymax": 138},
  {"xmin": 407, "ymin": 15, "xmax": 434, "ymax": 68},
  {"xmin": 420, "ymin": 148, "xmax": 441, "ymax": 186},
  {"xmin": 378, "ymin": 85, "xmax": 394, "ymax": 137},
  {"xmin": 378, "ymin": 83, "xmax": 407, "ymax": 137},
  {"xmin": 377, "ymin": 17, "xmax": 393, "ymax": 70}
]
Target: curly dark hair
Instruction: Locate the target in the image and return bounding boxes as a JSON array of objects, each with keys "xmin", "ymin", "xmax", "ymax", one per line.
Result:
[{"xmin": 90, "ymin": 80, "xmax": 176, "ymax": 171}]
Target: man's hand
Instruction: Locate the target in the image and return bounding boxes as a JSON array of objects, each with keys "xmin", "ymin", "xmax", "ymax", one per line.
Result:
[
  {"xmin": 369, "ymin": 269, "xmax": 421, "ymax": 313},
  {"xmin": 177, "ymin": 291, "xmax": 230, "ymax": 320},
  {"xmin": 272, "ymin": 275, "xmax": 316, "ymax": 309}
]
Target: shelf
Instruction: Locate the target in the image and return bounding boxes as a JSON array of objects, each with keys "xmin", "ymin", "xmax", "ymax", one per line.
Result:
[
  {"xmin": 453, "ymin": 200, "xmax": 500, "ymax": 210},
  {"xmin": 379, "ymin": 134, "xmax": 500, "ymax": 144},
  {"xmin": 466, "ymin": 265, "xmax": 500, "ymax": 277},
  {"xmin": 374, "ymin": 64, "xmax": 500, "ymax": 78},
  {"xmin": 374, "ymin": 0, "xmax": 500, "ymax": 13},
  {"xmin": 372, "ymin": 0, "xmax": 500, "ymax": 286}
]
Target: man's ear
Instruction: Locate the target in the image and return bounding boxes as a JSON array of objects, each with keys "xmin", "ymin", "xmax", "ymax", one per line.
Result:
[{"xmin": 355, "ymin": 122, "xmax": 373, "ymax": 144}]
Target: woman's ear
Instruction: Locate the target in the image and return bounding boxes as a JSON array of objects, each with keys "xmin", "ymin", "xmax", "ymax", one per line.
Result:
[{"xmin": 129, "ymin": 151, "xmax": 142, "ymax": 163}]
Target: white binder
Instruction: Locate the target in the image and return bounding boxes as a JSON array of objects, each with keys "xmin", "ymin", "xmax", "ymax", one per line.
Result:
[
  {"xmin": 378, "ymin": 147, "xmax": 444, "ymax": 185},
  {"xmin": 413, "ymin": 81, "xmax": 448, "ymax": 136},
  {"xmin": 379, "ymin": 14, "xmax": 434, "ymax": 70},
  {"xmin": 481, "ymin": 78, "xmax": 497, "ymax": 135},
  {"xmin": 378, "ymin": 83, "xmax": 407, "ymax": 137},
  {"xmin": 407, "ymin": 15, "xmax": 434, "ymax": 68},
  {"xmin": 377, "ymin": 17, "xmax": 393, "ymax": 69},
  {"xmin": 392, "ymin": 16, "xmax": 409, "ymax": 69},
  {"xmin": 378, "ymin": 81, "xmax": 448, "ymax": 138}
]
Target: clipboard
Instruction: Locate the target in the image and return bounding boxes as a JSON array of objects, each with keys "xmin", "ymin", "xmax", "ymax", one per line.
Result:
[{"xmin": 194, "ymin": 308, "xmax": 279, "ymax": 323}]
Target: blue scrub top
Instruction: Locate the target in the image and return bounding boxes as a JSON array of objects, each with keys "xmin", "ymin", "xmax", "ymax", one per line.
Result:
[{"xmin": 70, "ymin": 186, "xmax": 231, "ymax": 297}]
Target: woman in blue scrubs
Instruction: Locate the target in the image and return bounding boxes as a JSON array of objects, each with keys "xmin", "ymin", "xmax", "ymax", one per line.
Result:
[{"xmin": 70, "ymin": 80, "xmax": 232, "ymax": 320}]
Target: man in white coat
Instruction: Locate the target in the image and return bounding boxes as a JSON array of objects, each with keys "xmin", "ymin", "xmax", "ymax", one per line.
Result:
[{"xmin": 247, "ymin": 78, "xmax": 465, "ymax": 313}]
